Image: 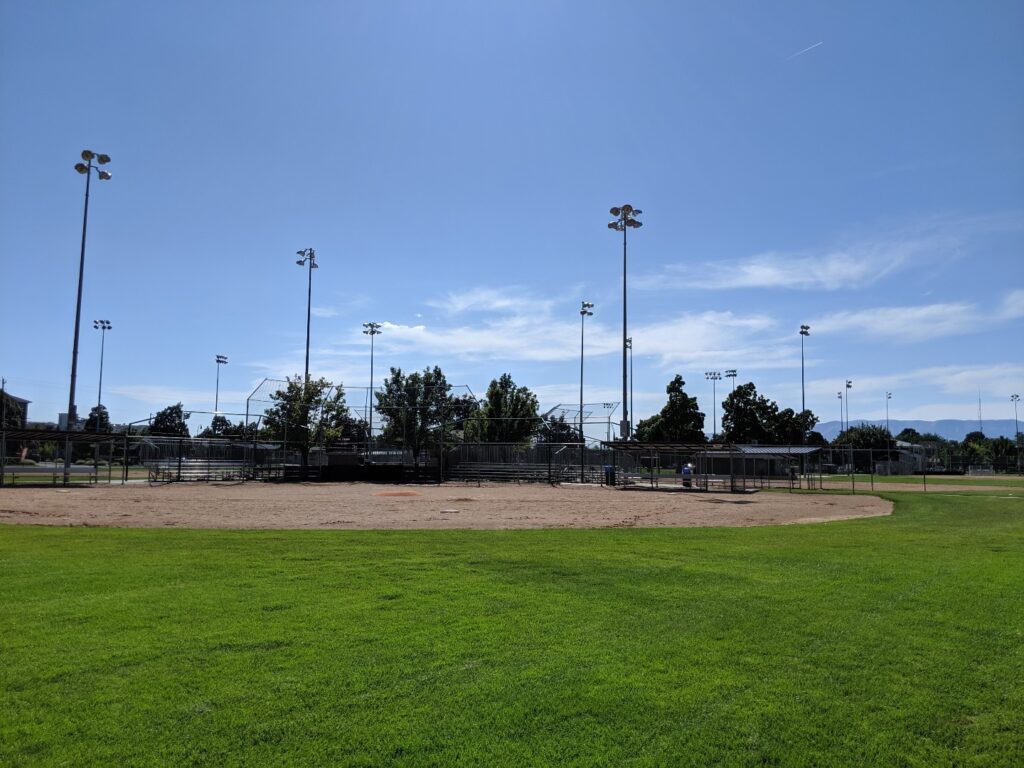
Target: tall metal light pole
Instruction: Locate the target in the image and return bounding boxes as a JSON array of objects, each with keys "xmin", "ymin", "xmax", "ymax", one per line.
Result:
[
  {"xmin": 799, "ymin": 325, "xmax": 810, "ymax": 412},
  {"xmin": 885, "ymin": 391, "xmax": 892, "ymax": 436},
  {"xmin": 608, "ymin": 204, "xmax": 642, "ymax": 439},
  {"xmin": 705, "ymin": 371, "xmax": 722, "ymax": 439},
  {"xmin": 295, "ymin": 248, "xmax": 318, "ymax": 469},
  {"xmin": 67, "ymin": 150, "xmax": 112, "ymax": 432},
  {"xmin": 214, "ymin": 355, "xmax": 228, "ymax": 414},
  {"xmin": 1012, "ymin": 394, "xmax": 1020, "ymax": 474},
  {"xmin": 837, "ymin": 391, "xmax": 844, "ymax": 435},
  {"xmin": 626, "ymin": 337, "xmax": 634, "ymax": 439},
  {"xmin": 363, "ymin": 322, "xmax": 382, "ymax": 448},
  {"xmin": 93, "ymin": 320, "xmax": 112, "ymax": 431},
  {"xmin": 65, "ymin": 151, "xmax": 112, "ymax": 484},
  {"xmin": 579, "ymin": 301, "xmax": 593, "ymax": 483},
  {"xmin": 845, "ymin": 379, "xmax": 853, "ymax": 431}
]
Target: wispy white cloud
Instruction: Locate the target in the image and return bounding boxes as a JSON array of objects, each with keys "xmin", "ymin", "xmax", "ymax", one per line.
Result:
[
  {"xmin": 636, "ymin": 214, "xmax": 1021, "ymax": 292},
  {"xmin": 810, "ymin": 288, "xmax": 1024, "ymax": 342},
  {"xmin": 425, "ymin": 287, "xmax": 552, "ymax": 316},
  {"xmin": 311, "ymin": 306, "xmax": 338, "ymax": 318},
  {"xmin": 807, "ymin": 362, "xmax": 1024, "ymax": 400},
  {"xmin": 999, "ymin": 289, "xmax": 1024, "ymax": 319},
  {"xmin": 787, "ymin": 41, "xmax": 823, "ymax": 60},
  {"xmin": 810, "ymin": 302, "xmax": 977, "ymax": 342}
]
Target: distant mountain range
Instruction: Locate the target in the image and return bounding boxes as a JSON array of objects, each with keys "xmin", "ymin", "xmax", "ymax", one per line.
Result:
[{"xmin": 816, "ymin": 419, "xmax": 1020, "ymax": 442}]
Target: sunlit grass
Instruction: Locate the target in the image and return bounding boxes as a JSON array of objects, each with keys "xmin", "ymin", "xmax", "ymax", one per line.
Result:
[{"xmin": 2, "ymin": 492, "xmax": 1022, "ymax": 766}]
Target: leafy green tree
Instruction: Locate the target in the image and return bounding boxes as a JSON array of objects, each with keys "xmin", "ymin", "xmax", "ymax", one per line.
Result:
[
  {"xmin": 197, "ymin": 416, "xmax": 259, "ymax": 440},
  {"xmin": 963, "ymin": 430, "xmax": 986, "ymax": 445},
  {"xmin": 150, "ymin": 403, "xmax": 190, "ymax": 436},
  {"xmin": 537, "ymin": 413, "xmax": 579, "ymax": 443},
  {"xmin": 1, "ymin": 391, "xmax": 23, "ymax": 428},
  {"xmin": 831, "ymin": 423, "xmax": 893, "ymax": 449},
  {"xmin": 773, "ymin": 407, "xmax": 819, "ymax": 445},
  {"xmin": 720, "ymin": 383, "xmax": 778, "ymax": 444},
  {"xmin": 262, "ymin": 377, "xmax": 367, "ymax": 450},
  {"xmin": 635, "ymin": 375, "xmax": 706, "ymax": 443},
  {"xmin": 375, "ymin": 366, "xmax": 464, "ymax": 467},
  {"xmin": 84, "ymin": 405, "xmax": 112, "ymax": 433},
  {"xmin": 895, "ymin": 427, "xmax": 922, "ymax": 443},
  {"xmin": 720, "ymin": 382, "xmax": 817, "ymax": 444},
  {"xmin": 464, "ymin": 373, "xmax": 540, "ymax": 443}
]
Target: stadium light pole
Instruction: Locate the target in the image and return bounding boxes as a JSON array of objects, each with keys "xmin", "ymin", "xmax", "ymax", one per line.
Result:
[
  {"xmin": 626, "ymin": 337, "xmax": 633, "ymax": 440},
  {"xmin": 363, "ymin": 322, "xmax": 382, "ymax": 448},
  {"xmin": 295, "ymin": 248, "xmax": 318, "ymax": 470},
  {"xmin": 725, "ymin": 369, "xmax": 737, "ymax": 394},
  {"xmin": 885, "ymin": 391, "xmax": 892, "ymax": 436},
  {"xmin": 799, "ymin": 325, "xmax": 810, "ymax": 412},
  {"xmin": 66, "ymin": 151, "xmax": 112, "ymax": 484},
  {"xmin": 92, "ymin": 320, "xmax": 112, "ymax": 431},
  {"xmin": 845, "ymin": 380, "xmax": 853, "ymax": 431},
  {"xmin": 1012, "ymin": 393, "xmax": 1020, "ymax": 474},
  {"xmin": 837, "ymin": 391, "xmax": 844, "ymax": 435},
  {"xmin": 608, "ymin": 204, "xmax": 641, "ymax": 439},
  {"xmin": 705, "ymin": 371, "xmax": 722, "ymax": 440},
  {"xmin": 214, "ymin": 355, "xmax": 228, "ymax": 414},
  {"xmin": 579, "ymin": 301, "xmax": 594, "ymax": 483}
]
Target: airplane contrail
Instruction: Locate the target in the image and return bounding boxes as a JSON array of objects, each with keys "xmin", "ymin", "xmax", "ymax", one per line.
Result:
[{"xmin": 787, "ymin": 41, "xmax": 824, "ymax": 60}]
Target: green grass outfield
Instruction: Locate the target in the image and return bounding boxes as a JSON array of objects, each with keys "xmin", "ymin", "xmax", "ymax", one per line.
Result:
[
  {"xmin": 850, "ymin": 474, "xmax": 1024, "ymax": 488},
  {"xmin": 2, "ymin": 492, "xmax": 1022, "ymax": 766}
]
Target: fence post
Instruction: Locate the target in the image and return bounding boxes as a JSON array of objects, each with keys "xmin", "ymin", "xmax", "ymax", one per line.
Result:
[{"xmin": 850, "ymin": 444, "xmax": 855, "ymax": 495}]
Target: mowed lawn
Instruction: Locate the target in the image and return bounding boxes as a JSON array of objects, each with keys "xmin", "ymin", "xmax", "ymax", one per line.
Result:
[{"xmin": 2, "ymin": 493, "xmax": 1022, "ymax": 767}]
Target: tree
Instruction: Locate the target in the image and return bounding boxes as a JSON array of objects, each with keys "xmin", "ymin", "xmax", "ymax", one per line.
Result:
[
  {"xmin": 84, "ymin": 405, "xmax": 112, "ymax": 433},
  {"xmin": 150, "ymin": 403, "xmax": 190, "ymax": 436},
  {"xmin": 720, "ymin": 383, "xmax": 778, "ymax": 444},
  {"xmin": 375, "ymin": 366, "xmax": 463, "ymax": 467},
  {"xmin": 537, "ymin": 413, "xmax": 579, "ymax": 443},
  {"xmin": 831, "ymin": 423, "xmax": 893, "ymax": 449},
  {"xmin": 1, "ymin": 391, "xmax": 23, "ymax": 429},
  {"xmin": 773, "ymin": 407, "xmax": 819, "ymax": 445},
  {"xmin": 895, "ymin": 427, "xmax": 922, "ymax": 443},
  {"xmin": 199, "ymin": 415, "xmax": 232, "ymax": 438},
  {"xmin": 719, "ymin": 382, "xmax": 817, "ymax": 445},
  {"xmin": 262, "ymin": 377, "xmax": 367, "ymax": 449},
  {"xmin": 197, "ymin": 416, "xmax": 258, "ymax": 440},
  {"xmin": 464, "ymin": 373, "xmax": 540, "ymax": 443},
  {"xmin": 634, "ymin": 375, "xmax": 706, "ymax": 443}
]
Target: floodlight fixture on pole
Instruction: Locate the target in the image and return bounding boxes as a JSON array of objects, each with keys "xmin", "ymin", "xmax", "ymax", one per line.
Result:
[
  {"xmin": 214, "ymin": 355, "xmax": 228, "ymax": 415},
  {"xmin": 724, "ymin": 369, "xmax": 737, "ymax": 393},
  {"xmin": 92, "ymin": 320, "xmax": 112, "ymax": 433},
  {"xmin": 837, "ymin": 391, "xmax": 844, "ymax": 434},
  {"xmin": 885, "ymin": 391, "xmax": 892, "ymax": 437},
  {"xmin": 799, "ymin": 325, "xmax": 810, "ymax": 413},
  {"xmin": 579, "ymin": 301, "xmax": 594, "ymax": 483},
  {"xmin": 608, "ymin": 204, "xmax": 642, "ymax": 439},
  {"xmin": 66, "ymin": 150, "xmax": 112, "ymax": 484},
  {"xmin": 1012, "ymin": 394, "xmax": 1020, "ymax": 474},
  {"xmin": 705, "ymin": 371, "xmax": 722, "ymax": 439},
  {"xmin": 363, "ymin": 322, "xmax": 382, "ymax": 447}
]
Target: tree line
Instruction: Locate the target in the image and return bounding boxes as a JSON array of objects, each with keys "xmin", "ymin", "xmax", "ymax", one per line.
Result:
[{"xmin": 119, "ymin": 368, "xmax": 1024, "ymax": 456}]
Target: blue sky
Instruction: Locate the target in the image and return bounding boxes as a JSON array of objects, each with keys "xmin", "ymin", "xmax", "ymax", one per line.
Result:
[{"xmin": 2, "ymin": 1, "xmax": 1022, "ymax": 435}]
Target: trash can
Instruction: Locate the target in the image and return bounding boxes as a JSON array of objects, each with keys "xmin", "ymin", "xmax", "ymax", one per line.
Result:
[{"xmin": 603, "ymin": 465, "xmax": 616, "ymax": 486}]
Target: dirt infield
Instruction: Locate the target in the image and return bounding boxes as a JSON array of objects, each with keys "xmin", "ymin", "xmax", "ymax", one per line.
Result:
[{"xmin": 0, "ymin": 482, "xmax": 892, "ymax": 530}]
